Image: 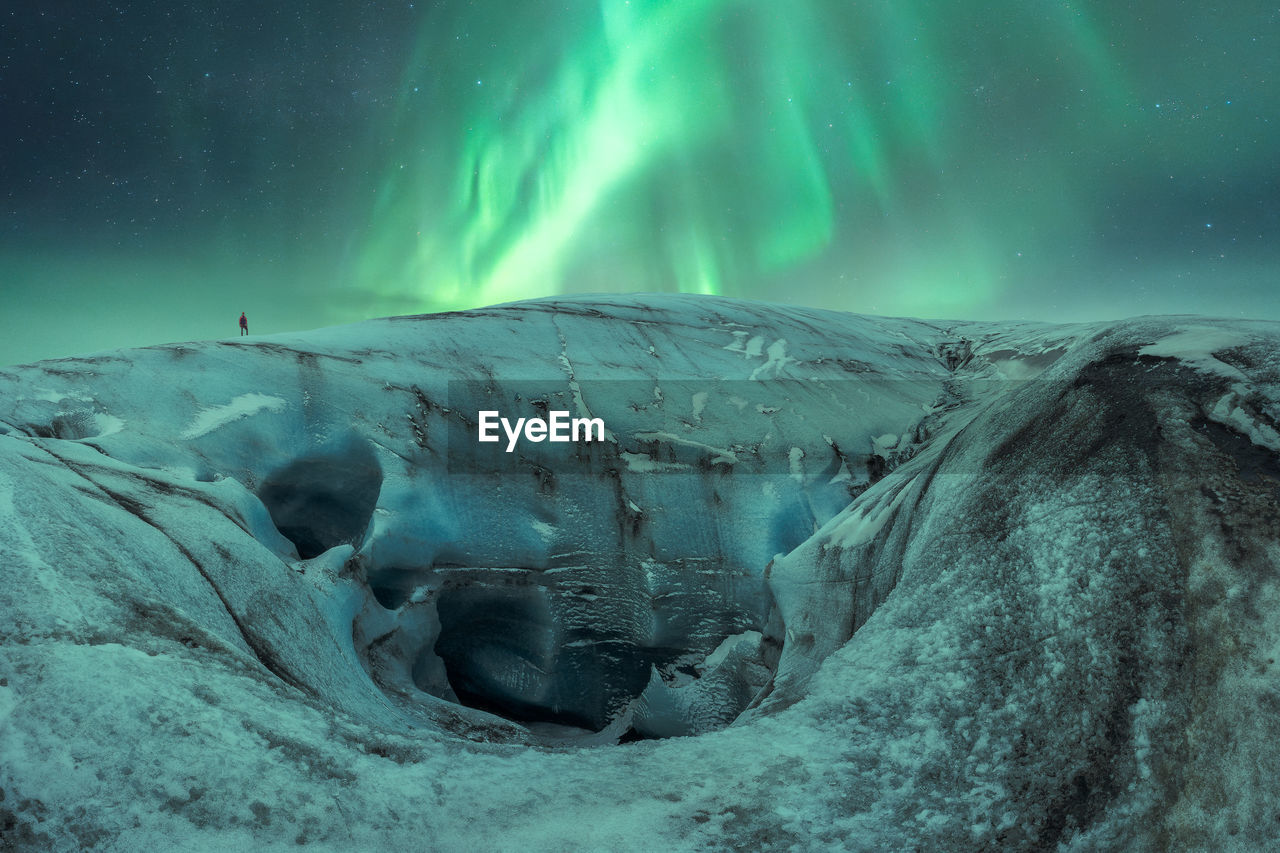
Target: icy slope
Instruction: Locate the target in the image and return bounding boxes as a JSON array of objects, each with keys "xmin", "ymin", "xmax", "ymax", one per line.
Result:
[{"xmin": 1, "ymin": 295, "xmax": 1278, "ymax": 850}]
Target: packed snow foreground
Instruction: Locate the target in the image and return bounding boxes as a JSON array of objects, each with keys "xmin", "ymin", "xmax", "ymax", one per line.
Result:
[{"xmin": 1, "ymin": 294, "xmax": 1279, "ymax": 850}]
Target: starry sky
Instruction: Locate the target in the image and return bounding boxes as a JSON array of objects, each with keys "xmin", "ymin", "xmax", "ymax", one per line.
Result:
[{"xmin": 2, "ymin": 1, "xmax": 1278, "ymax": 365}]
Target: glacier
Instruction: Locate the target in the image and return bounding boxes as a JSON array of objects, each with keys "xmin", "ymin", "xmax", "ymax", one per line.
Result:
[{"xmin": 1, "ymin": 294, "xmax": 1279, "ymax": 850}]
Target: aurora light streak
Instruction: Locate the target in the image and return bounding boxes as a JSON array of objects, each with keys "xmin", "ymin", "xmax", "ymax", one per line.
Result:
[
  {"xmin": 2, "ymin": 1, "xmax": 1278, "ymax": 364},
  {"xmin": 351, "ymin": 0, "xmax": 1279, "ymax": 318}
]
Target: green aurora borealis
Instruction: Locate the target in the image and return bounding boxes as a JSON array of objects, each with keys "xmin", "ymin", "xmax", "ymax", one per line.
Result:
[{"xmin": 3, "ymin": 1, "xmax": 1278, "ymax": 364}]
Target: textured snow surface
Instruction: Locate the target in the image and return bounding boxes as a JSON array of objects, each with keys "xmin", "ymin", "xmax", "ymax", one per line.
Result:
[{"xmin": 2, "ymin": 294, "xmax": 1280, "ymax": 850}]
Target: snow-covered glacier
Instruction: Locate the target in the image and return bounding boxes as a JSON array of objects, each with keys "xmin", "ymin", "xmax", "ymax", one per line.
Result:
[{"xmin": 2, "ymin": 294, "xmax": 1279, "ymax": 850}]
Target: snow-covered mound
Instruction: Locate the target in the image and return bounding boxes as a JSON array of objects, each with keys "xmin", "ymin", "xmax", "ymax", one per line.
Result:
[{"xmin": 1, "ymin": 294, "xmax": 1278, "ymax": 850}]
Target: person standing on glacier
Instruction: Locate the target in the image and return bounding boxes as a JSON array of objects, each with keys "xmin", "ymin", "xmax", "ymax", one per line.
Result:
[{"xmin": 239, "ymin": 312, "xmax": 248, "ymax": 335}]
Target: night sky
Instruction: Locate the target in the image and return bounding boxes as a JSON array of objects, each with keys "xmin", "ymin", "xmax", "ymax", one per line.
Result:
[{"xmin": 3, "ymin": 1, "xmax": 1278, "ymax": 365}]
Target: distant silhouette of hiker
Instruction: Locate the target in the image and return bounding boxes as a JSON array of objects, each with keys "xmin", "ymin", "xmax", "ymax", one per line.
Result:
[{"xmin": 239, "ymin": 312, "xmax": 248, "ymax": 335}]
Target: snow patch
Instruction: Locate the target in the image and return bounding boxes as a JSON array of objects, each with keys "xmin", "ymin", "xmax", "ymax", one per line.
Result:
[
  {"xmin": 1138, "ymin": 327, "xmax": 1250, "ymax": 380},
  {"xmin": 750, "ymin": 339, "xmax": 797, "ymax": 380},
  {"xmin": 789, "ymin": 447, "xmax": 805, "ymax": 483},
  {"xmin": 620, "ymin": 451, "xmax": 690, "ymax": 473},
  {"xmin": 827, "ymin": 483, "xmax": 911, "ymax": 548},
  {"xmin": 180, "ymin": 393, "xmax": 287, "ymax": 440},
  {"xmin": 1209, "ymin": 391, "xmax": 1280, "ymax": 452},
  {"xmin": 722, "ymin": 330, "xmax": 750, "ymax": 353},
  {"xmin": 31, "ymin": 388, "xmax": 93, "ymax": 404},
  {"xmin": 93, "ymin": 413, "xmax": 125, "ymax": 438},
  {"xmin": 691, "ymin": 391, "xmax": 708, "ymax": 422},
  {"xmin": 873, "ymin": 433, "xmax": 899, "ymax": 456},
  {"xmin": 632, "ymin": 432, "xmax": 737, "ymax": 465}
]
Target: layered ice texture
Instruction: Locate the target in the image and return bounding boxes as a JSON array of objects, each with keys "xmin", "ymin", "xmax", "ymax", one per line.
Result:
[{"xmin": 2, "ymin": 295, "xmax": 1280, "ymax": 850}]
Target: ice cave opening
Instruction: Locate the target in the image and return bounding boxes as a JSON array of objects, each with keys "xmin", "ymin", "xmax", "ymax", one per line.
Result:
[
  {"xmin": 257, "ymin": 441, "xmax": 383, "ymax": 560},
  {"xmin": 249, "ymin": 408, "xmax": 842, "ymax": 746},
  {"xmin": 359, "ymin": 556, "xmax": 784, "ymax": 745}
]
